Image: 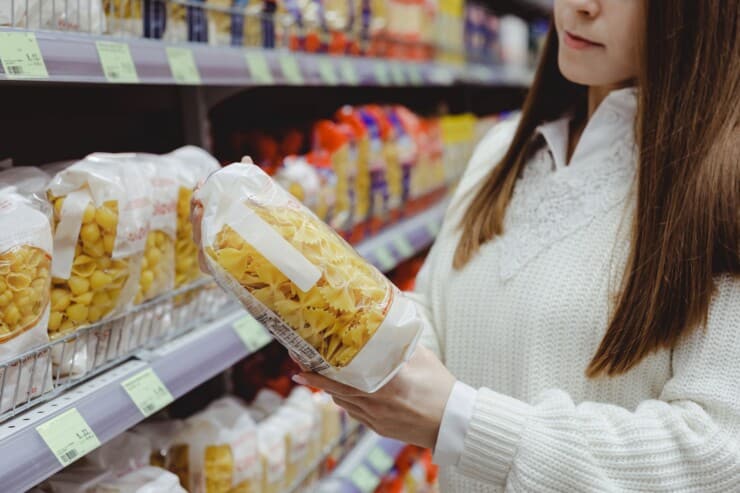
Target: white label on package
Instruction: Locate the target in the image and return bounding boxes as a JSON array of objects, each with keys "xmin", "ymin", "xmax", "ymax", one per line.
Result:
[
  {"xmin": 225, "ymin": 202, "xmax": 321, "ymax": 292},
  {"xmin": 52, "ymin": 189, "xmax": 92, "ymax": 279}
]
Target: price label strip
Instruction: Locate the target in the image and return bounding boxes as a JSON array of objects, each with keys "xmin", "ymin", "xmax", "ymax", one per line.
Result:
[
  {"xmin": 374, "ymin": 246, "xmax": 396, "ymax": 272},
  {"xmin": 245, "ymin": 52, "xmax": 274, "ymax": 84},
  {"xmin": 426, "ymin": 220, "xmax": 441, "ymax": 237},
  {"xmin": 392, "ymin": 236, "xmax": 414, "ymax": 258},
  {"xmin": 367, "ymin": 446, "xmax": 395, "ymax": 473},
  {"xmin": 340, "ymin": 59, "xmax": 359, "ymax": 85},
  {"xmin": 166, "ymin": 47, "xmax": 201, "ymax": 84},
  {"xmin": 233, "ymin": 314, "xmax": 272, "ymax": 352},
  {"xmin": 0, "ymin": 32, "xmax": 48, "ymax": 79},
  {"xmin": 122, "ymin": 368, "xmax": 174, "ymax": 417},
  {"xmin": 373, "ymin": 62, "xmax": 390, "ymax": 85},
  {"xmin": 36, "ymin": 408, "xmax": 101, "ymax": 467},
  {"xmin": 96, "ymin": 41, "xmax": 138, "ymax": 83},
  {"xmin": 318, "ymin": 59, "xmax": 339, "ymax": 85},
  {"xmin": 349, "ymin": 464, "xmax": 381, "ymax": 493},
  {"xmin": 280, "ymin": 55, "xmax": 304, "ymax": 84}
]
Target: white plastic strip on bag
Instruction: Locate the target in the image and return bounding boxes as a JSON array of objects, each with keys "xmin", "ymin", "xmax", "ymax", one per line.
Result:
[{"xmin": 196, "ymin": 162, "xmax": 423, "ymax": 392}]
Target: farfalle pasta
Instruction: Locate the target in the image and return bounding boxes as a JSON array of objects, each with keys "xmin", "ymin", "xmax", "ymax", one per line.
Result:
[
  {"xmin": 0, "ymin": 182, "xmax": 53, "ymax": 413},
  {"xmin": 196, "ymin": 162, "xmax": 423, "ymax": 392}
]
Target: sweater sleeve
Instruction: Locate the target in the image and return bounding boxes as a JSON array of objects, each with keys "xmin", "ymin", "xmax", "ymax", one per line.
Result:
[{"xmin": 457, "ymin": 275, "xmax": 740, "ymax": 491}]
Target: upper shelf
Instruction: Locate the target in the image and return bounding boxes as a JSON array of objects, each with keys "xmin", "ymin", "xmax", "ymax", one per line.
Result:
[{"xmin": 0, "ymin": 28, "xmax": 533, "ymax": 87}]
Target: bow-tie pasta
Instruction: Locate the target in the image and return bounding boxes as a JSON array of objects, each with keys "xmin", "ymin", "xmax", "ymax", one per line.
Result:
[{"xmin": 197, "ymin": 162, "xmax": 424, "ymax": 392}]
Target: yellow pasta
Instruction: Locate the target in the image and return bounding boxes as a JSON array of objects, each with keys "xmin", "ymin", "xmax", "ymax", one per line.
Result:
[
  {"xmin": 135, "ymin": 229, "xmax": 175, "ymax": 304},
  {"xmin": 0, "ymin": 245, "xmax": 51, "ymax": 341},
  {"xmin": 48, "ymin": 196, "xmax": 133, "ymax": 338},
  {"xmin": 207, "ymin": 204, "xmax": 391, "ymax": 368},
  {"xmin": 175, "ymin": 186, "xmax": 202, "ymax": 288}
]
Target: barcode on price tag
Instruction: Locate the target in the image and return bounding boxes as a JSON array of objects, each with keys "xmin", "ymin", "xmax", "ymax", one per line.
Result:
[
  {"xmin": 280, "ymin": 55, "xmax": 304, "ymax": 84},
  {"xmin": 350, "ymin": 464, "xmax": 381, "ymax": 493},
  {"xmin": 245, "ymin": 51, "xmax": 274, "ymax": 84},
  {"xmin": 407, "ymin": 64, "xmax": 423, "ymax": 85},
  {"xmin": 121, "ymin": 368, "xmax": 174, "ymax": 417},
  {"xmin": 96, "ymin": 41, "xmax": 138, "ymax": 83},
  {"xmin": 374, "ymin": 62, "xmax": 390, "ymax": 85},
  {"xmin": 0, "ymin": 32, "xmax": 48, "ymax": 79},
  {"xmin": 318, "ymin": 59, "xmax": 339, "ymax": 85},
  {"xmin": 36, "ymin": 408, "xmax": 101, "ymax": 467},
  {"xmin": 389, "ymin": 63, "xmax": 406, "ymax": 85},
  {"xmin": 233, "ymin": 314, "xmax": 272, "ymax": 351}
]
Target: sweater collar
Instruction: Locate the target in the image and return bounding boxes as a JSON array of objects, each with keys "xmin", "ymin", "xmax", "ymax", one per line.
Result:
[{"xmin": 535, "ymin": 87, "xmax": 637, "ymax": 170}]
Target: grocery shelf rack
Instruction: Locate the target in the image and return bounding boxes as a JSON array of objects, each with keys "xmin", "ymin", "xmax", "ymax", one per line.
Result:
[{"xmin": 0, "ymin": 199, "xmax": 445, "ymax": 492}]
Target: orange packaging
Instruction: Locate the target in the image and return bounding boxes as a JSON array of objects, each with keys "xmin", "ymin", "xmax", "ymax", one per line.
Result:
[{"xmin": 313, "ymin": 120, "xmax": 356, "ymax": 237}]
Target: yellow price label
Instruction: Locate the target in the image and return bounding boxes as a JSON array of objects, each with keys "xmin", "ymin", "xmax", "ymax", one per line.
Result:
[
  {"xmin": 340, "ymin": 59, "xmax": 359, "ymax": 85},
  {"xmin": 318, "ymin": 59, "xmax": 339, "ymax": 85},
  {"xmin": 96, "ymin": 41, "xmax": 138, "ymax": 83},
  {"xmin": 407, "ymin": 64, "xmax": 423, "ymax": 85},
  {"xmin": 122, "ymin": 368, "xmax": 174, "ymax": 417},
  {"xmin": 367, "ymin": 446, "xmax": 394, "ymax": 472},
  {"xmin": 245, "ymin": 51, "xmax": 274, "ymax": 84},
  {"xmin": 37, "ymin": 408, "xmax": 101, "ymax": 467},
  {"xmin": 389, "ymin": 63, "xmax": 406, "ymax": 85},
  {"xmin": 375, "ymin": 246, "xmax": 396, "ymax": 272},
  {"xmin": 233, "ymin": 315, "xmax": 272, "ymax": 351},
  {"xmin": 280, "ymin": 55, "xmax": 304, "ymax": 84},
  {"xmin": 166, "ymin": 47, "xmax": 200, "ymax": 84},
  {"xmin": 373, "ymin": 62, "xmax": 390, "ymax": 85},
  {"xmin": 350, "ymin": 464, "xmax": 381, "ymax": 493},
  {"xmin": 0, "ymin": 32, "xmax": 48, "ymax": 79},
  {"xmin": 392, "ymin": 236, "xmax": 414, "ymax": 258}
]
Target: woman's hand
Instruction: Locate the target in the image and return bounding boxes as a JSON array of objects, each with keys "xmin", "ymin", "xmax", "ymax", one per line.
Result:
[{"xmin": 293, "ymin": 345, "xmax": 456, "ymax": 450}]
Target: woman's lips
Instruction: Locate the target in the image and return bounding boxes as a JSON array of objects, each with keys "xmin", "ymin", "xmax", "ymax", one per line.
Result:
[{"xmin": 564, "ymin": 31, "xmax": 603, "ymax": 49}]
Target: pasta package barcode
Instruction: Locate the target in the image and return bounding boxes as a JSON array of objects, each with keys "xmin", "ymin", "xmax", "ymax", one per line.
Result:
[
  {"xmin": 197, "ymin": 163, "xmax": 424, "ymax": 392},
  {"xmin": 7, "ymin": 66, "xmax": 24, "ymax": 75}
]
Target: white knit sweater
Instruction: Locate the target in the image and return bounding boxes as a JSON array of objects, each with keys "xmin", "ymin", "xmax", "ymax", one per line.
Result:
[{"xmin": 411, "ymin": 88, "xmax": 740, "ymax": 492}]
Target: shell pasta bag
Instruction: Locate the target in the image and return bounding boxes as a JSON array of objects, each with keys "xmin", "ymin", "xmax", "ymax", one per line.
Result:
[
  {"xmin": 196, "ymin": 162, "xmax": 423, "ymax": 392},
  {"xmin": 0, "ymin": 185, "xmax": 53, "ymax": 412},
  {"xmin": 47, "ymin": 154, "xmax": 151, "ymax": 338}
]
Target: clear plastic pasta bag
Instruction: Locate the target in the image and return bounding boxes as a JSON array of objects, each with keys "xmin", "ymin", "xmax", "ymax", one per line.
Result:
[
  {"xmin": 47, "ymin": 154, "xmax": 152, "ymax": 373},
  {"xmin": 196, "ymin": 162, "xmax": 423, "ymax": 392},
  {"xmin": 164, "ymin": 146, "xmax": 220, "ymax": 289},
  {"xmin": 0, "ymin": 185, "xmax": 53, "ymax": 413}
]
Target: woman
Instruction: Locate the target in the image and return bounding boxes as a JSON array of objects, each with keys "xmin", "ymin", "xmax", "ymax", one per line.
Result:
[{"xmin": 294, "ymin": 0, "xmax": 740, "ymax": 491}]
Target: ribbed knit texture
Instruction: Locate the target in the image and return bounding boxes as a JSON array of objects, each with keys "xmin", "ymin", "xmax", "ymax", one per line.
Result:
[{"xmin": 410, "ymin": 92, "xmax": 740, "ymax": 492}]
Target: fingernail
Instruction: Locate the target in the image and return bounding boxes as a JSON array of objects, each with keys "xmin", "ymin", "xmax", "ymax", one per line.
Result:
[{"xmin": 292, "ymin": 374, "xmax": 308, "ymax": 385}]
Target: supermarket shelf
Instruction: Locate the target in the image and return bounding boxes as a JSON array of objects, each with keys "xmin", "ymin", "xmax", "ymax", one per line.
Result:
[
  {"xmin": 314, "ymin": 431, "xmax": 405, "ymax": 493},
  {"xmin": 0, "ymin": 28, "xmax": 532, "ymax": 87},
  {"xmin": 356, "ymin": 200, "xmax": 447, "ymax": 272},
  {"xmin": 0, "ymin": 308, "xmax": 268, "ymax": 493}
]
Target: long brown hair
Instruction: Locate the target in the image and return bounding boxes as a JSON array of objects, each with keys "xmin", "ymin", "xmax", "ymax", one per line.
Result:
[{"xmin": 454, "ymin": 0, "xmax": 740, "ymax": 376}]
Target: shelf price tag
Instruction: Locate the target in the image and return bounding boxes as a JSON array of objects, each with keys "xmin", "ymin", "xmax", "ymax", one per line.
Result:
[
  {"xmin": 245, "ymin": 51, "xmax": 274, "ymax": 84},
  {"xmin": 367, "ymin": 446, "xmax": 395, "ymax": 473},
  {"xmin": 96, "ymin": 41, "xmax": 138, "ymax": 83},
  {"xmin": 318, "ymin": 59, "xmax": 339, "ymax": 85},
  {"xmin": 36, "ymin": 408, "xmax": 101, "ymax": 467},
  {"xmin": 373, "ymin": 61, "xmax": 390, "ymax": 85},
  {"xmin": 389, "ymin": 63, "xmax": 406, "ymax": 85},
  {"xmin": 0, "ymin": 32, "xmax": 48, "ymax": 79},
  {"xmin": 374, "ymin": 246, "xmax": 396, "ymax": 272},
  {"xmin": 392, "ymin": 236, "xmax": 414, "ymax": 258},
  {"xmin": 407, "ymin": 64, "xmax": 423, "ymax": 85},
  {"xmin": 426, "ymin": 220, "xmax": 441, "ymax": 237},
  {"xmin": 233, "ymin": 314, "xmax": 272, "ymax": 352},
  {"xmin": 166, "ymin": 47, "xmax": 200, "ymax": 84},
  {"xmin": 340, "ymin": 59, "xmax": 359, "ymax": 85},
  {"xmin": 350, "ymin": 464, "xmax": 381, "ymax": 493},
  {"xmin": 122, "ymin": 368, "xmax": 174, "ymax": 417},
  {"xmin": 280, "ymin": 54, "xmax": 304, "ymax": 84}
]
